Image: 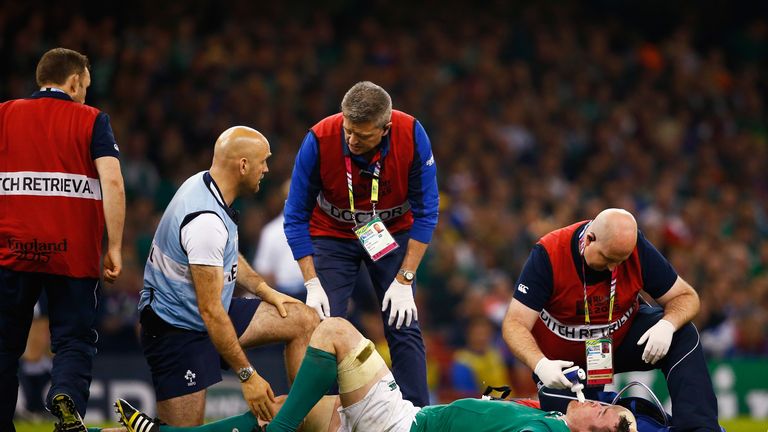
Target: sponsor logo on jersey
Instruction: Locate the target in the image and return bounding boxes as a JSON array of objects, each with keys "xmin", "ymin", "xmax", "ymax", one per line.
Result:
[{"xmin": 7, "ymin": 237, "xmax": 68, "ymax": 262}]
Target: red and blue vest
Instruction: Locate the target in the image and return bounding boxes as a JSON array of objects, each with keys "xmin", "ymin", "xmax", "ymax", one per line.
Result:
[
  {"xmin": 532, "ymin": 221, "xmax": 643, "ymax": 367},
  {"xmin": 308, "ymin": 110, "xmax": 416, "ymax": 239},
  {"xmin": 0, "ymin": 96, "xmax": 105, "ymax": 278}
]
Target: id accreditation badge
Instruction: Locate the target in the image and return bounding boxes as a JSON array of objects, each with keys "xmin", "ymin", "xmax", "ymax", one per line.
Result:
[
  {"xmin": 585, "ymin": 337, "xmax": 614, "ymax": 386},
  {"xmin": 353, "ymin": 216, "xmax": 399, "ymax": 262}
]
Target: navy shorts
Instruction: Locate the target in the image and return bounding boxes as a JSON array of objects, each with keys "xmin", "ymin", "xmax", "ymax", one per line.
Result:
[{"xmin": 139, "ymin": 297, "xmax": 261, "ymax": 401}]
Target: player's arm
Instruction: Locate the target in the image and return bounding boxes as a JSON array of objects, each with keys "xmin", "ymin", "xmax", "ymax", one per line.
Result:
[
  {"xmin": 94, "ymin": 156, "xmax": 125, "ymax": 283},
  {"xmin": 236, "ymin": 253, "xmax": 269, "ymax": 296},
  {"xmin": 182, "ymin": 214, "xmax": 249, "ymax": 369},
  {"xmin": 378, "ymin": 120, "xmax": 438, "ymax": 328},
  {"xmin": 654, "ymin": 276, "xmax": 699, "ymax": 330},
  {"xmin": 502, "ymin": 299, "xmax": 546, "ymax": 370},
  {"xmin": 191, "ymin": 263, "xmax": 277, "ymax": 420},
  {"xmin": 92, "ymin": 112, "xmax": 125, "ymax": 283},
  {"xmin": 284, "ymin": 131, "xmax": 322, "ymax": 269},
  {"xmin": 297, "ymin": 255, "xmax": 318, "ymax": 281},
  {"xmin": 284, "ymin": 131, "xmax": 331, "ymax": 318},
  {"xmin": 502, "ymin": 245, "xmax": 574, "ymax": 389},
  {"xmin": 191, "ymin": 263, "xmax": 251, "ymax": 371},
  {"xmin": 638, "ymin": 231, "xmax": 700, "ymax": 331},
  {"xmin": 503, "ymin": 304, "xmax": 574, "ymax": 389},
  {"xmin": 404, "ymin": 119, "xmax": 439, "ymax": 271},
  {"xmin": 502, "ymin": 245, "xmax": 553, "ymax": 370},
  {"xmin": 637, "ymin": 275, "xmax": 700, "ymax": 365},
  {"xmin": 636, "ymin": 230, "xmax": 699, "ymax": 364},
  {"xmin": 236, "ymin": 254, "xmax": 299, "ymax": 318},
  {"xmin": 637, "ymin": 229, "xmax": 698, "ymax": 331},
  {"xmin": 395, "ymin": 239, "xmax": 428, "ymax": 283},
  {"xmin": 183, "ymin": 214, "xmax": 275, "ymax": 418}
]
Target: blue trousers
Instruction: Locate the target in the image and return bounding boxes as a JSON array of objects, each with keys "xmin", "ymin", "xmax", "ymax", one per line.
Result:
[
  {"xmin": 313, "ymin": 232, "xmax": 429, "ymax": 406},
  {"xmin": 537, "ymin": 304, "xmax": 720, "ymax": 432},
  {"xmin": 0, "ymin": 269, "xmax": 98, "ymax": 431}
]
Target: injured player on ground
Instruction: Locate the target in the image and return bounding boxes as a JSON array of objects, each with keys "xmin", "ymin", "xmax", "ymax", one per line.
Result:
[{"xmin": 105, "ymin": 317, "xmax": 637, "ymax": 432}]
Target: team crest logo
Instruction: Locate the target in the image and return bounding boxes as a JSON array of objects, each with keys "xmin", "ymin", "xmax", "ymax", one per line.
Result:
[{"xmin": 185, "ymin": 369, "xmax": 197, "ymax": 386}]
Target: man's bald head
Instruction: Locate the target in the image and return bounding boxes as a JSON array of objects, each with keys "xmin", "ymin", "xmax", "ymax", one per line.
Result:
[
  {"xmin": 212, "ymin": 126, "xmax": 269, "ymax": 166},
  {"xmin": 209, "ymin": 126, "xmax": 271, "ymax": 202},
  {"xmin": 582, "ymin": 208, "xmax": 638, "ymax": 271}
]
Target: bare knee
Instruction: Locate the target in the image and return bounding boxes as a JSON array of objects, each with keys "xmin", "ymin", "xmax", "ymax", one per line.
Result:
[{"xmin": 311, "ymin": 317, "xmax": 361, "ymax": 354}]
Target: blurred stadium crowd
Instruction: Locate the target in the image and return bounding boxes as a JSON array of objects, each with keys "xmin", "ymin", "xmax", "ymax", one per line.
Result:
[{"xmin": 2, "ymin": 0, "xmax": 767, "ymax": 403}]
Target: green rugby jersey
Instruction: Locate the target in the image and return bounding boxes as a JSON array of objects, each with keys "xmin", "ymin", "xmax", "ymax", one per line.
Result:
[{"xmin": 410, "ymin": 398, "xmax": 570, "ymax": 432}]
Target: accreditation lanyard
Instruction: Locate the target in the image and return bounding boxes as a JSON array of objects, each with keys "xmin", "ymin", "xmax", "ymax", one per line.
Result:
[
  {"xmin": 582, "ymin": 259, "xmax": 617, "ymax": 327},
  {"xmin": 344, "ymin": 155, "xmax": 381, "ymax": 215}
]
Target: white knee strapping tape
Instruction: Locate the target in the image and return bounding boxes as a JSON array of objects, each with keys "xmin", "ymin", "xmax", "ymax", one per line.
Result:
[{"xmin": 337, "ymin": 338, "xmax": 386, "ymax": 393}]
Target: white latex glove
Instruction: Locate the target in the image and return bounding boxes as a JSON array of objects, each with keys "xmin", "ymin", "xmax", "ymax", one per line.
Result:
[
  {"xmin": 304, "ymin": 277, "xmax": 330, "ymax": 320},
  {"xmin": 637, "ymin": 319, "xmax": 675, "ymax": 364},
  {"xmin": 381, "ymin": 279, "xmax": 418, "ymax": 329},
  {"xmin": 534, "ymin": 357, "xmax": 574, "ymax": 390}
]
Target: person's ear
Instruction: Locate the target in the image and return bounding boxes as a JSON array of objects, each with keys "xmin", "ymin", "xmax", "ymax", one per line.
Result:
[
  {"xmin": 70, "ymin": 74, "xmax": 80, "ymax": 93},
  {"xmin": 240, "ymin": 158, "xmax": 248, "ymax": 175},
  {"xmin": 580, "ymin": 232, "xmax": 595, "ymax": 255}
]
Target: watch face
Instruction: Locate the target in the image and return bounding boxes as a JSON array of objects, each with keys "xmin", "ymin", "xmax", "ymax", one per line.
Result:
[
  {"xmin": 239, "ymin": 368, "xmax": 252, "ymax": 381},
  {"xmin": 404, "ymin": 271, "xmax": 414, "ymax": 281}
]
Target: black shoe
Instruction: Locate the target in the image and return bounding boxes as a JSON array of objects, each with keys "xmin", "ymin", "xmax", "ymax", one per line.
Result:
[
  {"xmin": 50, "ymin": 394, "xmax": 87, "ymax": 432},
  {"xmin": 114, "ymin": 398, "xmax": 159, "ymax": 432}
]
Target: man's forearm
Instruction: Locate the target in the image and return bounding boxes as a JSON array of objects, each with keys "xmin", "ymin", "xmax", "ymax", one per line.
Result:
[
  {"xmin": 95, "ymin": 157, "xmax": 125, "ymax": 252},
  {"xmin": 661, "ymin": 291, "xmax": 700, "ymax": 330},
  {"xmin": 103, "ymin": 183, "xmax": 125, "ymax": 249},
  {"xmin": 400, "ymin": 239, "xmax": 428, "ymax": 271},
  {"xmin": 191, "ymin": 264, "xmax": 250, "ymax": 370},
  {"xmin": 201, "ymin": 306, "xmax": 251, "ymax": 370},
  {"xmin": 236, "ymin": 254, "xmax": 269, "ymax": 297},
  {"xmin": 297, "ymin": 255, "xmax": 317, "ymax": 281},
  {"xmin": 502, "ymin": 319, "xmax": 546, "ymax": 370}
]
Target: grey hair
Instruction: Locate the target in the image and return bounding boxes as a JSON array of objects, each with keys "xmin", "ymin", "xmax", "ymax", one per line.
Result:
[{"xmin": 341, "ymin": 81, "xmax": 392, "ymax": 127}]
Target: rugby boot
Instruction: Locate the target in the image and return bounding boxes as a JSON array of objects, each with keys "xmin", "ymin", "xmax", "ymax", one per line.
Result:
[
  {"xmin": 51, "ymin": 394, "xmax": 87, "ymax": 432},
  {"xmin": 114, "ymin": 398, "xmax": 159, "ymax": 432}
]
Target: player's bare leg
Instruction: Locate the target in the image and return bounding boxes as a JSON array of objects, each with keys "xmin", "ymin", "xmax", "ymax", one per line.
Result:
[
  {"xmin": 238, "ymin": 302, "xmax": 319, "ymax": 382},
  {"xmin": 155, "ymin": 388, "xmax": 206, "ymax": 426}
]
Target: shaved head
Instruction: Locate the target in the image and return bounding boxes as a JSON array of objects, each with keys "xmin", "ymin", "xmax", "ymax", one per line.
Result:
[
  {"xmin": 212, "ymin": 126, "xmax": 269, "ymax": 166},
  {"xmin": 209, "ymin": 126, "xmax": 271, "ymax": 203},
  {"xmin": 582, "ymin": 208, "xmax": 638, "ymax": 271},
  {"xmin": 591, "ymin": 208, "xmax": 637, "ymax": 258}
]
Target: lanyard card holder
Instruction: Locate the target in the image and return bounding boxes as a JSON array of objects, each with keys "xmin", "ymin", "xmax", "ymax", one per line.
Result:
[{"xmin": 353, "ymin": 216, "xmax": 399, "ymax": 261}]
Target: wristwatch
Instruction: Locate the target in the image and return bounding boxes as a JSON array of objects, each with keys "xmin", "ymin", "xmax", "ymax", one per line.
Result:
[
  {"xmin": 237, "ymin": 366, "xmax": 255, "ymax": 383},
  {"xmin": 397, "ymin": 269, "xmax": 415, "ymax": 282}
]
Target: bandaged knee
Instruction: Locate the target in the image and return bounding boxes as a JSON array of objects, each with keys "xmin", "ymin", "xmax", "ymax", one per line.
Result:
[{"xmin": 337, "ymin": 338, "xmax": 386, "ymax": 393}]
